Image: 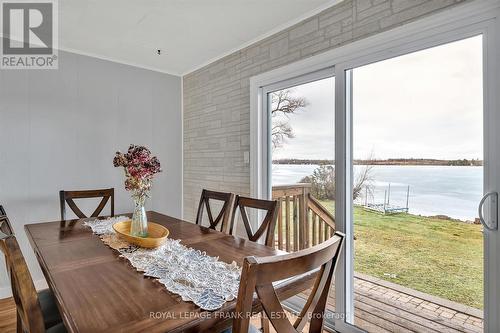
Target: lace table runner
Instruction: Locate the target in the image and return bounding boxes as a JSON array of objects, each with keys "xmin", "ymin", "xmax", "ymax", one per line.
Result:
[{"xmin": 84, "ymin": 216, "xmax": 241, "ymax": 311}]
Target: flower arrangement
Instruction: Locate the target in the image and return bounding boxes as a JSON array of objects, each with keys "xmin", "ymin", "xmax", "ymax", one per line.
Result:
[
  {"xmin": 114, "ymin": 145, "xmax": 162, "ymax": 196},
  {"xmin": 114, "ymin": 145, "xmax": 162, "ymax": 237}
]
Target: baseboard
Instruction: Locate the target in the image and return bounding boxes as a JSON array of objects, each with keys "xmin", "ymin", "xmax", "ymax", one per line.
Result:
[{"xmin": 0, "ymin": 278, "xmax": 47, "ymax": 299}]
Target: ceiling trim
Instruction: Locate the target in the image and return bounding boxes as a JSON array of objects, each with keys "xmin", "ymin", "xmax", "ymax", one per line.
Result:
[
  {"xmin": 57, "ymin": 46, "xmax": 183, "ymax": 76},
  {"xmin": 181, "ymin": 0, "xmax": 342, "ymax": 76},
  {"xmin": 0, "ymin": 33, "xmax": 181, "ymax": 76}
]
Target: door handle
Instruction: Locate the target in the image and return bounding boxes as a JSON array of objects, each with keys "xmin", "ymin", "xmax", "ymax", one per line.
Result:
[{"xmin": 478, "ymin": 191, "xmax": 498, "ymax": 231}]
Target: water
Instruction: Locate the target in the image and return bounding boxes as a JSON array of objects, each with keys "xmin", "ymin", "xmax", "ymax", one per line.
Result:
[{"xmin": 272, "ymin": 164, "xmax": 483, "ymax": 221}]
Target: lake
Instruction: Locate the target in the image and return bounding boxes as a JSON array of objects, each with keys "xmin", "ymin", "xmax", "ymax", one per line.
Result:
[{"xmin": 272, "ymin": 164, "xmax": 483, "ymax": 221}]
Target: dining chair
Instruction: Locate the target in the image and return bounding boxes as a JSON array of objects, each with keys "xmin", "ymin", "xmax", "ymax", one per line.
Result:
[
  {"xmin": 229, "ymin": 196, "xmax": 279, "ymax": 247},
  {"xmin": 0, "ymin": 209, "xmax": 13, "ymax": 270},
  {"xmin": 0, "ymin": 206, "xmax": 14, "ymax": 235},
  {"xmin": 232, "ymin": 232, "xmax": 344, "ymax": 333},
  {"xmin": 59, "ymin": 188, "xmax": 115, "ymax": 221},
  {"xmin": 0, "ymin": 231, "xmax": 66, "ymax": 333},
  {"xmin": 195, "ymin": 189, "xmax": 235, "ymax": 233}
]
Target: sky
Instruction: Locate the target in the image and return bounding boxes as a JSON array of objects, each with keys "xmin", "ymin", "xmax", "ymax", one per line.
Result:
[{"xmin": 272, "ymin": 35, "xmax": 483, "ymax": 161}]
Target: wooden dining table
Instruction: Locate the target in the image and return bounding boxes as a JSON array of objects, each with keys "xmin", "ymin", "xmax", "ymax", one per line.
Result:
[{"xmin": 25, "ymin": 211, "xmax": 315, "ymax": 333}]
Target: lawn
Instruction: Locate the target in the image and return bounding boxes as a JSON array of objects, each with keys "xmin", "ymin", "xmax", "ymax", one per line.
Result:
[{"xmin": 319, "ymin": 200, "xmax": 484, "ymax": 309}]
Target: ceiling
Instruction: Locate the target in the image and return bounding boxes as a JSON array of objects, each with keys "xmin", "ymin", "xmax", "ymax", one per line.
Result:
[{"xmin": 58, "ymin": 0, "xmax": 336, "ymax": 76}]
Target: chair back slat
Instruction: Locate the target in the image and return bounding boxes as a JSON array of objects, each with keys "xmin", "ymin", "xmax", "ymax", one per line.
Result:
[
  {"xmin": 0, "ymin": 206, "xmax": 14, "ymax": 236},
  {"xmin": 60, "ymin": 188, "xmax": 115, "ymax": 221},
  {"xmin": 233, "ymin": 232, "xmax": 344, "ymax": 333},
  {"xmin": 0, "ymin": 234, "xmax": 46, "ymax": 333},
  {"xmin": 230, "ymin": 196, "xmax": 278, "ymax": 247},
  {"xmin": 195, "ymin": 189, "xmax": 235, "ymax": 233},
  {"xmin": 0, "ymin": 211, "xmax": 14, "ymax": 280}
]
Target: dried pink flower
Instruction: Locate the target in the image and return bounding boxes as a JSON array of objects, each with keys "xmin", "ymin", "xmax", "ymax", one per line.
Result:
[
  {"xmin": 113, "ymin": 152, "xmax": 128, "ymax": 167},
  {"xmin": 114, "ymin": 144, "xmax": 162, "ymax": 196}
]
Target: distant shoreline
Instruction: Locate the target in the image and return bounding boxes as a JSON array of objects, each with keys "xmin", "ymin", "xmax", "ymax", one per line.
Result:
[{"xmin": 273, "ymin": 158, "xmax": 483, "ymax": 166}]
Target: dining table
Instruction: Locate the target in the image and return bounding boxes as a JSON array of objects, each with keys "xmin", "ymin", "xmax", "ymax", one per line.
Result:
[{"xmin": 25, "ymin": 211, "xmax": 315, "ymax": 333}]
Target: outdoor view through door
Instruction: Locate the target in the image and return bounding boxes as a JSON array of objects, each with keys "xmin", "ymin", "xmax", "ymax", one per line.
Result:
[
  {"xmin": 350, "ymin": 35, "xmax": 484, "ymax": 332},
  {"xmin": 269, "ymin": 35, "xmax": 483, "ymax": 333},
  {"xmin": 269, "ymin": 75, "xmax": 337, "ymax": 329}
]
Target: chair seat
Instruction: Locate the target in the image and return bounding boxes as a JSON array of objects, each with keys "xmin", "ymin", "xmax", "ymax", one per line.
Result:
[
  {"xmin": 221, "ymin": 324, "xmax": 260, "ymax": 333},
  {"xmin": 38, "ymin": 289, "xmax": 62, "ymax": 328},
  {"xmin": 47, "ymin": 322, "xmax": 67, "ymax": 333}
]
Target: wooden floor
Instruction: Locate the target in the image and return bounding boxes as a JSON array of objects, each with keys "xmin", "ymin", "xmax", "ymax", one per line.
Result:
[{"xmin": 0, "ymin": 297, "xmax": 16, "ymax": 333}]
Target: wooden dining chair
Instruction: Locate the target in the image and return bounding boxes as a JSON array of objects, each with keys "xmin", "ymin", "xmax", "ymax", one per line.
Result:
[
  {"xmin": 59, "ymin": 188, "xmax": 114, "ymax": 221},
  {"xmin": 0, "ymin": 208, "xmax": 14, "ymax": 267},
  {"xmin": 0, "ymin": 206, "xmax": 14, "ymax": 236},
  {"xmin": 0, "ymin": 232, "xmax": 66, "ymax": 333},
  {"xmin": 229, "ymin": 196, "xmax": 279, "ymax": 247},
  {"xmin": 232, "ymin": 232, "xmax": 344, "ymax": 333},
  {"xmin": 195, "ymin": 189, "xmax": 235, "ymax": 233}
]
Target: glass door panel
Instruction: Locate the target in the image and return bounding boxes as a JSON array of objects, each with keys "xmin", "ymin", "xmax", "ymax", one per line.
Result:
[
  {"xmin": 348, "ymin": 36, "xmax": 484, "ymax": 332},
  {"xmin": 263, "ymin": 70, "xmax": 337, "ymax": 329}
]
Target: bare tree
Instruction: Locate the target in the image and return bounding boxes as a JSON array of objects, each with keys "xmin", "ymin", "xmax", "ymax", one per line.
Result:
[
  {"xmin": 271, "ymin": 89, "xmax": 308, "ymax": 149},
  {"xmin": 353, "ymin": 164, "xmax": 374, "ymax": 200}
]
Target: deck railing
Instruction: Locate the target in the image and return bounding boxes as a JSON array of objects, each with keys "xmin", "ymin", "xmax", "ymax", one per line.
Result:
[{"xmin": 272, "ymin": 183, "xmax": 335, "ymax": 252}]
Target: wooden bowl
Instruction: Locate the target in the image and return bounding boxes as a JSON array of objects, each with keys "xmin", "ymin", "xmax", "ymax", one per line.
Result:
[{"xmin": 112, "ymin": 221, "xmax": 169, "ymax": 248}]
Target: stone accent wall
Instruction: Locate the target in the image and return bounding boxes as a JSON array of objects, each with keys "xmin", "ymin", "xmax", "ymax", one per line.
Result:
[{"xmin": 183, "ymin": 0, "xmax": 467, "ymax": 221}]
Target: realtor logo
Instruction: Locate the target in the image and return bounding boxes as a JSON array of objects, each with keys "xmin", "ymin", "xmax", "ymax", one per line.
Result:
[{"xmin": 1, "ymin": 0, "xmax": 58, "ymax": 69}]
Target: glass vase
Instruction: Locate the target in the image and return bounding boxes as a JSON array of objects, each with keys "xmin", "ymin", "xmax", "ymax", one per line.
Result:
[{"xmin": 131, "ymin": 195, "xmax": 148, "ymax": 237}]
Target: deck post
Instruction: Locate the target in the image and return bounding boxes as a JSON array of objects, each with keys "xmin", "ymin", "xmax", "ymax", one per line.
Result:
[
  {"xmin": 298, "ymin": 185, "xmax": 309, "ymax": 250},
  {"xmin": 383, "ymin": 190, "xmax": 387, "ymax": 213},
  {"xmin": 293, "ymin": 196, "xmax": 299, "ymax": 251},
  {"xmin": 406, "ymin": 185, "xmax": 410, "ymax": 212},
  {"xmin": 387, "ymin": 183, "xmax": 391, "ymax": 205}
]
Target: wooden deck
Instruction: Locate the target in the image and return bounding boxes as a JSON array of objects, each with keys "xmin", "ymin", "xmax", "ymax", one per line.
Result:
[{"xmin": 286, "ymin": 274, "xmax": 483, "ymax": 333}]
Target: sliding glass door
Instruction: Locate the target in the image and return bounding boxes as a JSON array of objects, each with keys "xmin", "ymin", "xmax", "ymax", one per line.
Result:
[
  {"xmin": 255, "ymin": 9, "xmax": 500, "ymax": 332},
  {"xmin": 344, "ymin": 35, "xmax": 486, "ymax": 333},
  {"xmin": 260, "ymin": 68, "xmax": 337, "ymax": 330}
]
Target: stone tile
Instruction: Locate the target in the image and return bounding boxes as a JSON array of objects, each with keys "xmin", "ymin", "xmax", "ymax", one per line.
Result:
[
  {"xmin": 420, "ymin": 301, "xmax": 439, "ymax": 310},
  {"xmin": 454, "ymin": 312, "xmax": 468, "ymax": 320},
  {"xmin": 397, "ymin": 296, "xmax": 412, "ymax": 303},
  {"xmin": 439, "ymin": 310, "xmax": 456, "ymax": 319},
  {"xmin": 289, "ymin": 18, "xmax": 319, "ymax": 40},
  {"xmin": 356, "ymin": 1, "xmax": 391, "ymax": 21}
]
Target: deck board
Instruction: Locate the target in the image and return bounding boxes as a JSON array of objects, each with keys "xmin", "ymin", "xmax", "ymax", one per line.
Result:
[
  {"xmin": 291, "ymin": 275, "xmax": 483, "ymax": 333},
  {"xmin": 355, "ymin": 290, "xmax": 481, "ymax": 333},
  {"xmin": 354, "ymin": 294, "xmax": 442, "ymax": 333}
]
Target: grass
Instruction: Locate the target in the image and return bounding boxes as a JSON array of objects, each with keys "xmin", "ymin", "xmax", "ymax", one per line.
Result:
[{"xmin": 318, "ymin": 200, "xmax": 484, "ymax": 309}]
